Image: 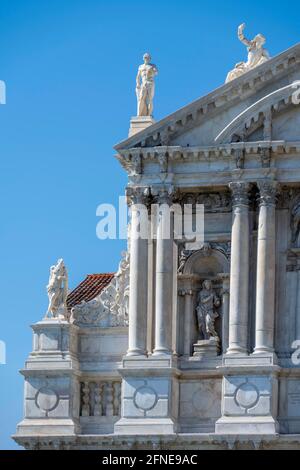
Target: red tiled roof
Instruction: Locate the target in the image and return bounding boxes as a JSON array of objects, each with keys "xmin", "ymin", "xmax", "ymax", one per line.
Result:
[{"xmin": 67, "ymin": 273, "xmax": 115, "ymax": 310}]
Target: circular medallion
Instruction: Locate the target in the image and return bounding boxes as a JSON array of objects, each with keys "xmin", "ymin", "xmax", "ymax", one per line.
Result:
[
  {"xmin": 234, "ymin": 382, "xmax": 259, "ymax": 409},
  {"xmin": 133, "ymin": 385, "xmax": 157, "ymax": 411},
  {"xmin": 35, "ymin": 387, "xmax": 59, "ymax": 412}
]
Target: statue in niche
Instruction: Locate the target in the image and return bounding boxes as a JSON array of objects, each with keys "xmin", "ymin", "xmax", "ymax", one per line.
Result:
[
  {"xmin": 291, "ymin": 200, "xmax": 300, "ymax": 246},
  {"xmin": 226, "ymin": 23, "xmax": 270, "ymax": 83},
  {"xmin": 196, "ymin": 280, "xmax": 220, "ymax": 340},
  {"xmin": 136, "ymin": 53, "xmax": 158, "ymax": 116},
  {"xmin": 45, "ymin": 258, "xmax": 68, "ymax": 319}
]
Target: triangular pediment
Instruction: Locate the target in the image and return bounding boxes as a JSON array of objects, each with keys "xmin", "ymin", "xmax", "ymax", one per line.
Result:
[{"xmin": 115, "ymin": 43, "xmax": 300, "ymax": 152}]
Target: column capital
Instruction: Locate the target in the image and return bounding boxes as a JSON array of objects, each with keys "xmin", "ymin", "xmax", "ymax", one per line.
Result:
[
  {"xmin": 228, "ymin": 181, "xmax": 251, "ymax": 206},
  {"xmin": 126, "ymin": 186, "xmax": 151, "ymax": 207},
  {"xmin": 178, "ymin": 288, "xmax": 194, "ymax": 297},
  {"xmin": 257, "ymin": 180, "xmax": 278, "ymax": 206},
  {"xmin": 151, "ymin": 186, "xmax": 178, "ymax": 205}
]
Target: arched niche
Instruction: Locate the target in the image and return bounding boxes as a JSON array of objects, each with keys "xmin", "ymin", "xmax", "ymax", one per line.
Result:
[
  {"xmin": 179, "ymin": 245, "xmax": 230, "ymax": 357},
  {"xmin": 183, "ymin": 247, "xmax": 230, "ymax": 276}
]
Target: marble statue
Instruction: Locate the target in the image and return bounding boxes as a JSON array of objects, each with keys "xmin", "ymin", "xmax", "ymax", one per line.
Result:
[
  {"xmin": 196, "ymin": 280, "xmax": 220, "ymax": 339},
  {"xmin": 45, "ymin": 258, "xmax": 68, "ymax": 319},
  {"xmin": 226, "ymin": 23, "xmax": 270, "ymax": 83},
  {"xmin": 136, "ymin": 53, "xmax": 158, "ymax": 116}
]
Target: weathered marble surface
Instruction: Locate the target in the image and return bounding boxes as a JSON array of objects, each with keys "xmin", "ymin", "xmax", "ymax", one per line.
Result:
[{"xmin": 14, "ymin": 41, "xmax": 300, "ymax": 450}]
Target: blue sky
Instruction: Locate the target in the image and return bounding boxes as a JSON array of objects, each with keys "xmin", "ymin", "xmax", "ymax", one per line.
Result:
[{"xmin": 0, "ymin": 0, "xmax": 299, "ymax": 449}]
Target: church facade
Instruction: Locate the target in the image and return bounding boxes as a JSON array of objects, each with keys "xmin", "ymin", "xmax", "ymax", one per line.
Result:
[{"xmin": 13, "ymin": 32, "xmax": 300, "ymax": 449}]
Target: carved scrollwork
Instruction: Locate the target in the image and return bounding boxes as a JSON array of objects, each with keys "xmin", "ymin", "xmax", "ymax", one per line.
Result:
[
  {"xmin": 180, "ymin": 192, "xmax": 231, "ymax": 213},
  {"xmin": 71, "ymin": 252, "xmax": 130, "ymax": 327}
]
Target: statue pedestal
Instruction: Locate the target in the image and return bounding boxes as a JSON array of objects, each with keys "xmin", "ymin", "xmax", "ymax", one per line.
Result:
[
  {"xmin": 128, "ymin": 116, "xmax": 155, "ymax": 137},
  {"xmin": 193, "ymin": 337, "xmax": 220, "ymax": 358}
]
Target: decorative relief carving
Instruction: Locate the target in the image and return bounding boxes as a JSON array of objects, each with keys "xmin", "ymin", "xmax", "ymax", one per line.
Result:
[
  {"xmin": 35, "ymin": 387, "xmax": 59, "ymax": 416},
  {"xmin": 180, "ymin": 192, "xmax": 231, "ymax": 212},
  {"xmin": 133, "ymin": 385, "xmax": 158, "ymax": 411},
  {"xmin": 234, "ymin": 148, "xmax": 245, "ymax": 169},
  {"xmin": 229, "ymin": 182, "xmax": 251, "ymax": 206},
  {"xmin": 178, "ymin": 242, "xmax": 231, "ymax": 275},
  {"xmin": 234, "ymin": 382, "xmax": 259, "ymax": 410},
  {"xmin": 258, "ymin": 147, "xmax": 271, "ymax": 168},
  {"xmin": 71, "ymin": 251, "xmax": 129, "ymax": 327},
  {"xmin": 257, "ymin": 180, "xmax": 278, "ymax": 206}
]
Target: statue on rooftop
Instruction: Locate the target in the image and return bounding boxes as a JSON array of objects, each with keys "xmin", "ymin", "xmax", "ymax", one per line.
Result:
[
  {"xmin": 136, "ymin": 53, "xmax": 158, "ymax": 116},
  {"xmin": 226, "ymin": 23, "xmax": 270, "ymax": 83},
  {"xmin": 45, "ymin": 258, "xmax": 68, "ymax": 319}
]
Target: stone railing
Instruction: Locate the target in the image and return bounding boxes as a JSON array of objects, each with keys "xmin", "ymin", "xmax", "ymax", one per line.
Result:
[{"xmin": 80, "ymin": 380, "xmax": 121, "ymax": 417}]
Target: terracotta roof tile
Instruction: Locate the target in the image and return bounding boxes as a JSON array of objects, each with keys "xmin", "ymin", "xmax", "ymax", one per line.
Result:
[{"xmin": 67, "ymin": 273, "xmax": 115, "ymax": 310}]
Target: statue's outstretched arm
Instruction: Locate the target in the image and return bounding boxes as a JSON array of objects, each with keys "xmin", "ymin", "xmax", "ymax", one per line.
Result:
[{"xmin": 238, "ymin": 23, "xmax": 251, "ymax": 47}]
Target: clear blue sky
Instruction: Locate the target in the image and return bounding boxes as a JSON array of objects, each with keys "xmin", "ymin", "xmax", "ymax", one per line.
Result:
[{"xmin": 0, "ymin": 0, "xmax": 299, "ymax": 449}]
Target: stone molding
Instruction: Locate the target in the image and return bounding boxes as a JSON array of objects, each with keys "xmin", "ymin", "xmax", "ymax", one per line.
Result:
[{"xmin": 115, "ymin": 141, "xmax": 300, "ymax": 175}]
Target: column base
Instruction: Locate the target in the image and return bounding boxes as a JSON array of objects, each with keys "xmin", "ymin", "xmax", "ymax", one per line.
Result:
[
  {"xmin": 126, "ymin": 349, "xmax": 147, "ymax": 357},
  {"xmin": 226, "ymin": 346, "xmax": 248, "ymax": 355},
  {"xmin": 152, "ymin": 349, "xmax": 172, "ymax": 357}
]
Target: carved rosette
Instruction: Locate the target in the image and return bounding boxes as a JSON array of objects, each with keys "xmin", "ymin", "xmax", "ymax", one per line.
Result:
[
  {"xmin": 257, "ymin": 180, "xmax": 278, "ymax": 206},
  {"xmin": 229, "ymin": 182, "xmax": 251, "ymax": 207}
]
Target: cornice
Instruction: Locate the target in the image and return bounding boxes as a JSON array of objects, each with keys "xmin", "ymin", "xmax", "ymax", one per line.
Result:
[{"xmin": 115, "ymin": 140, "xmax": 300, "ymax": 174}]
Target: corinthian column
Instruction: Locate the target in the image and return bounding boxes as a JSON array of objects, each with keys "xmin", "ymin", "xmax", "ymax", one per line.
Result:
[
  {"xmin": 227, "ymin": 182, "xmax": 251, "ymax": 355},
  {"xmin": 254, "ymin": 180, "xmax": 277, "ymax": 354},
  {"xmin": 126, "ymin": 188, "xmax": 150, "ymax": 356},
  {"xmin": 153, "ymin": 190, "xmax": 174, "ymax": 355}
]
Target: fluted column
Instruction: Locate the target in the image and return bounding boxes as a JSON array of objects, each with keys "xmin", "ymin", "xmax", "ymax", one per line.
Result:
[
  {"xmin": 153, "ymin": 190, "xmax": 174, "ymax": 355},
  {"xmin": 126, "ymin": 188, "xmax": 149, "ymax": 356},
  {"xmin": 227, "ymin": 182, "xmax": 251, "ymax": 355},
  {"xmin": 254, "ymin": 180, "xmax": 277, "ymax": 354}
]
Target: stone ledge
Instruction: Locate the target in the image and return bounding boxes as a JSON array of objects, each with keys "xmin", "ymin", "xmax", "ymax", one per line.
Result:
[{"xmin": 12, "ymin": 432, "xmax": 300, "ymax": 450}]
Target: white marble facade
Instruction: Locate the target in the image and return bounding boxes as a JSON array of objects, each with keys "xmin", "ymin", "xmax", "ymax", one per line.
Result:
[{"xmin": 13, "ymin": 40, "xmax": 300, "ymax": 450}]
